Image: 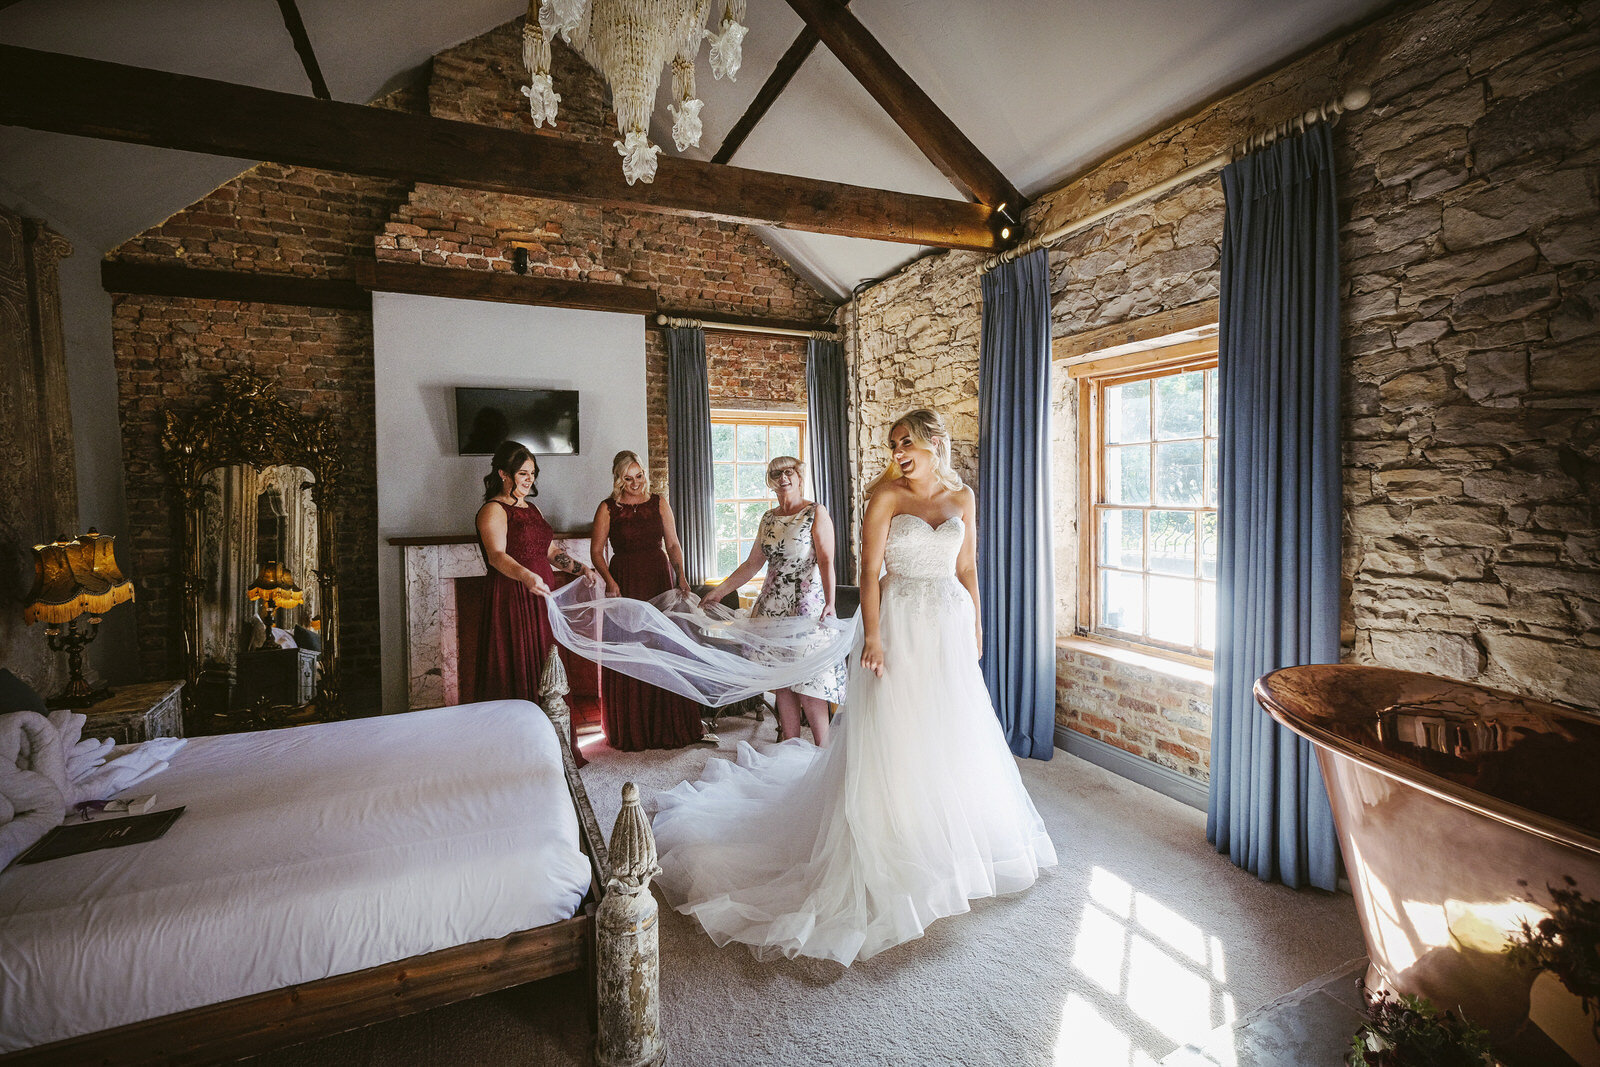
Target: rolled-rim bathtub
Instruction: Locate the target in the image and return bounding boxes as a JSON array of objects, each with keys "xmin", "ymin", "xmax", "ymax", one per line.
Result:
[{"xmin": 1256, "ymin": 664, "xmax": 1600, "ymax": 1062}]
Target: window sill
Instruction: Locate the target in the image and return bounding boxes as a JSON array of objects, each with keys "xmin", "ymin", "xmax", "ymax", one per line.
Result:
[{"xmin": 1056, "ymin": 635, "xmax": 1214, "ymax": 688}]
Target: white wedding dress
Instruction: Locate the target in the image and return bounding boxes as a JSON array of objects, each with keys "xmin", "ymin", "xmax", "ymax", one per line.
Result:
[{"xmin": 651, "ymin": 513, "xmax": 1058, "ymax": 965}]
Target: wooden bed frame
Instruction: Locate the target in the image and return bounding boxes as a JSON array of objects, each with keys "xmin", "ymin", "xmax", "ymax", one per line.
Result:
[{"xmin": 3, "ymin": 663, "xmax": 618, "ymax": 1067}]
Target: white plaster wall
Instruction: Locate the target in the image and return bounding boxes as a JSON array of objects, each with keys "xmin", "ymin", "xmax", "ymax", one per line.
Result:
[{"xmin": 373, "ymin": 293, "xmax": 646, "ymax": 713}]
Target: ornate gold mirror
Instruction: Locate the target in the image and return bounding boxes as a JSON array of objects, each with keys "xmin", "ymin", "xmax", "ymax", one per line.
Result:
[{"xmin": 162, "ymin": 375, "xmax": 341, "ymax": 722}]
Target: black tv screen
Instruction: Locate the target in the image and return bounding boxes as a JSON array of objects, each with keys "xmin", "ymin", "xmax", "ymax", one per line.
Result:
[{"xmin": 455, "ymin": 387, "xmax": 580, "ymax": 456}]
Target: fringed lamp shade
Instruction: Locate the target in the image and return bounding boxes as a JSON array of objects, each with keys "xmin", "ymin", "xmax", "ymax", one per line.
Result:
[
  {"xmin": 247, "ymin": 561, "xmax": 305, "ymax": 622},
  {"xmin": 23, "ymin": 530, "xmax": 135, "ymax": 625}
]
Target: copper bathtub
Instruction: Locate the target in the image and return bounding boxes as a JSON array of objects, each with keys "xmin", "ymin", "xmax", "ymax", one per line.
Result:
[{"xmin": 1256, "ymin": 664, "xmax": 1600, "ymax": 1064}]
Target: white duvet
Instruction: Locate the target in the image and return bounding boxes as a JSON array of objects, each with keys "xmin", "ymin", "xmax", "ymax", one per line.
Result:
[{"xmin": 0, "ymin": 700, "xmax": 592, "ymax": 1052}]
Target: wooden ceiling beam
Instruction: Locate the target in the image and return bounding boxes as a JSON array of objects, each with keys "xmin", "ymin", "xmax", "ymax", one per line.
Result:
[
  {"xmin": 354, "ymin": 259, "xmax": 659, "ymax": 315},
  {"xmin": 783, "ymin": 0, "xmax": 1022, "ymax": 212},
  {"xmin": 0, "ymin": 45, "xmax": 1001, "ymax": 252},
  {"xmin": 101, "ymin": 260, "xmax": 369, "ymax": 310},
  {"xmin": 711, "ymin": 1, "xmax": 849, "ymax": 166},
  {"xmin": 275, "ymin": 0, "xmax": 333, "ymax": 101}
]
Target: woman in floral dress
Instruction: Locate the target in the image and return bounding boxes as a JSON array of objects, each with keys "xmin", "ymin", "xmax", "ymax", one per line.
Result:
[{"xmin": 699, "ymin": 456, "xmax": 847, "ymax": 744}]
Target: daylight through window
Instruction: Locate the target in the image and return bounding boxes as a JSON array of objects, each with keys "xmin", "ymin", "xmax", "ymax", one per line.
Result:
[{"xmin": 710, "ymin": 411, "xmax": 807, "ymax": 584}]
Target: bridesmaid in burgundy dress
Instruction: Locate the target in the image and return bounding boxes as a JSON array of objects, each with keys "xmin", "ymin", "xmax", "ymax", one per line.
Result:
[
  {"xmin": 475, "ymin": 441, "xmax": 593, "ymax": 767},
  {"xmin": 590, "ymin": 450, "xmax": 708, "ymax": 750}
]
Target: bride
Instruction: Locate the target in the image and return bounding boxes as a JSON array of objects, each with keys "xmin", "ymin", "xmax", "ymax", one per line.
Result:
[{"xmin": 651, "ymin": 408, "xmax": 1057, "ymax": 965}]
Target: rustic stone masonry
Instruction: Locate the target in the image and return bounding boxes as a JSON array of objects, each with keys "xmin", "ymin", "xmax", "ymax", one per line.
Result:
[
  {"xmin": 846, "ymin": 0, "xmax": 1600, "ymax": 783},
  {"xmin": 109, "ymin": 20, "xmax": 832, "ymax": 713}
]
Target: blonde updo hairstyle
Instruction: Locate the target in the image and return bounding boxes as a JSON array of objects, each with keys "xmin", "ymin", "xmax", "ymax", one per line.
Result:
[
  {"xmin": 766, "ymin": 455, "xmax": 805, "ymax": 486},
  {"xmin": 868, "ymin": 408, "xmax": 964, "ymax": 494},
  {"xmin": 610, "ymin": 450, "xmax": 649, "ymax": 500}
]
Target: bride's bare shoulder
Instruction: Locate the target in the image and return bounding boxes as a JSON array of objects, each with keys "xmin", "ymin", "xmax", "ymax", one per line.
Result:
[{"xmin": 865, "ymin": 481, "xmax": 913, "ymax": 516}]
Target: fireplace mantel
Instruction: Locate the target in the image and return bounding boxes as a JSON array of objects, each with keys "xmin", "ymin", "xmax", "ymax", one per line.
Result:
[{"xmin": 389, "ymin": 530, "xmax": 594, "ymax": 710}]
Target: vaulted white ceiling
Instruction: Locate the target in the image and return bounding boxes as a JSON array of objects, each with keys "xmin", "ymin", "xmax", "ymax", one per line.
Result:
[{"xmin": 0, "ymin": 0, "xmax": 1394, "ymax": 301}]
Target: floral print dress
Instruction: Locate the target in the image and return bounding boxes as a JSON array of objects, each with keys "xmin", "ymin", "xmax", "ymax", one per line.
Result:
[{"xmin": 749, "ymin": 503, "xmax": 848, "ymax": 703}]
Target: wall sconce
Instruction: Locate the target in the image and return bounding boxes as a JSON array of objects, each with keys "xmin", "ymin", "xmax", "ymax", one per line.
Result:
[
  {"xmin": 23, "ymin": 528, "xmax": 136, "ymax": 708},
  {"xmin": 247, "ymin": 561, "xmax": 304, "ymax": 632},
  {"xmin": 511, "ymin": 247, "xmax": 530, "ymax": 275}
]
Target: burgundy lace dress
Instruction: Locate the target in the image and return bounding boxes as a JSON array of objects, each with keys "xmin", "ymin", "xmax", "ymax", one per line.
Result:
[
  {"xmin": 600, "ymin": 495, "xmax": 705, "ymax": 750},
  {"xmin": 475, "ymin": 499, "xmax": 586, "ymax": 768}
]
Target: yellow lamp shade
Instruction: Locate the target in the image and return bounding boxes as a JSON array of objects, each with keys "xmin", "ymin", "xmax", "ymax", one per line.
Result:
[
  {"xmin": 247, "ymin": 561, "xmax": 305, "ymax": 614},
  {"xmin": 23, "ymin": 529, "xmax": 135, "ymax": 626}
]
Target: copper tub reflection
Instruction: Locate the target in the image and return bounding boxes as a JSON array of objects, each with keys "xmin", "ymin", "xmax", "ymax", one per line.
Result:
[{"xmin": 1256, "ymin": 665, "xmax": 1600, "ymax": 1064}]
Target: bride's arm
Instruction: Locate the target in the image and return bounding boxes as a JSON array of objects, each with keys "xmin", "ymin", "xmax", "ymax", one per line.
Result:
[
  {"xmin": 954, "ymin": 487, "xmax": 982, "ymax": 657},
  {"xmin": 858, "ymin": 490, "xmax": 894, "ymax": 677}
]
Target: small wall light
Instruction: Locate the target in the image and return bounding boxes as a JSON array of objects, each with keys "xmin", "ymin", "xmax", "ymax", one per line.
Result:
[{"xmin": 511, "ymin": 247, "xmax": 530, "ymax": 275}]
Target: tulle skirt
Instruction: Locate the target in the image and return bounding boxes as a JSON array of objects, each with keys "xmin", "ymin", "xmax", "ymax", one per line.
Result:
[{"xmin": 650, "ymin": 575, "xmax": 1058, "ymax": 965}]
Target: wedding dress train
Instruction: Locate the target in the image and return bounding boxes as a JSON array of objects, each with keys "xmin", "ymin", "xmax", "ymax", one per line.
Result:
[{"xmin": 651, "ymin": 513, "xmax": 1058, "ymax": 965}]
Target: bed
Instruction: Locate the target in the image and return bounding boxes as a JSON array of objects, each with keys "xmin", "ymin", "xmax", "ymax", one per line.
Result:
[{"xmin": 0, "ymin": 697, "xmax": 610, "ymax": 1064}]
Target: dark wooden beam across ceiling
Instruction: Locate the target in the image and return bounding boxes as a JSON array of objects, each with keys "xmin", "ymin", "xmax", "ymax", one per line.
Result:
[
  {"xmin": 0, "ymin": 45, "xmax": 1001, "ymax": 252},
  {"xmin": 711, "ymin": 1, "xmax": 849, "ymax": 166},
  {"xmin": 353, "ymin": 259, "xmax": 659, "ymax": 315},
  {"xmin": 101, "ymin": 260, "xmax": 369, "ymax": 309},
  {"xmin": 783, "ymin": 0, "xmax": 1022, "ymax": 212},
  {"xmin": 275, "ymin": 0, "xmax": 333, "ymax": 101}
]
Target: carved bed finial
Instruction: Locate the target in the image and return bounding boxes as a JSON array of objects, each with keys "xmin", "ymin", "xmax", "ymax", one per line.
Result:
[
  {"xmin": 538, "ymin": 647, "xmax": 572, "ymax": 739},
  {"xmin": 595, "ymin": 782, "xmax": 666, "ymax": 1067}
]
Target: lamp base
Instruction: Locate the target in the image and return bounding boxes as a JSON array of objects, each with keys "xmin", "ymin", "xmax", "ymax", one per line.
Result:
[{"xmin": 47, "ymin": 679, "xmax": 115, "ymax": 710}]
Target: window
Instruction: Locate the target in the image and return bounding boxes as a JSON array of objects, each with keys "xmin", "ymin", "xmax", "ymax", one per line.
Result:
[
  {"xmin": 1077, "ymin": 349, "xmax": 1218, "ymax": 660},
  {"xmin": 710, "ymin": 411, "xmax": 806, "ymax": 582}
]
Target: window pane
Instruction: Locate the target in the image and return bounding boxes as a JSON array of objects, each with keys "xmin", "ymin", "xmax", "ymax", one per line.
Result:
[
  {"xmin": 739, "ymin": 501, "xmax": 767, "ymax": 538},
  {"xmin": 1206, "ymin": 368, "xmax": 1218, "ymax": 437},
  {"xmin": 737, "ymin": 423, "xmax": 767, "ymax": 462},
  {"xmin": 1155, "ymin": 371, "xmax": 1204, "ymax": 440},
  {"xmin": 1148, "ymin": 576, "xmax": 1196, "ymax": 646},
  {"xmin": 716, "ymin": 541, "xmax": 738, "ymax": 577},
  {"xmin": 737, "ymin": 464, "xmax": 769, "ymax": 499},
  {"xmin": 715, "ymin": 502, "xmax": 737, "ymax": 540},
  {"xmin": 1200, "ymin": 512, "xmax": 1218, "ymax": 580},
  {"xmin": 1106, "ymin": 445, "xmax": 1150, "ymax": 505},
  {"xmin": 1105, "ymin": 381, "xmax": 1150, "ymax": 444},
  {"xmin": 711, "ymin": 423, "xmax": 735, "ymax": 462},
  {"xmin": 1200, "ymin": 582, "xmax": 1216, "ymax": 651},
  {"xmin": 770, "ymin": 425, "xmax": 800, "ymax": 458},
  {"xmin": 1154, "ymin": 440, "xmax": 1203, "ymax": 506},
  {"xmin": 1148, "ymin": 511, "xmax": 1195, "ymax": 576},
  {"xmin": 1100, "ymin": 571, "xmax": 1143, "ymax": 635},
  {"xmin": 1099, "ymin": 509, "xmax": 1143, "ymax": 570},
  {"xmin": 1205, "ymin": 439, "xmax": 1218, "ymax": 506},
  {"xmin": 739, "ymin": 539, "xmax": 755, "ymax": 567},
  {"xmin": 713, "ymin": 462, "xmax": 735, "ymax": 498}
]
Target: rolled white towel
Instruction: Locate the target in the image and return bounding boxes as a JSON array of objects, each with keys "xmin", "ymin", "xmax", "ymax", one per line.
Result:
[
  {"xmin": 0, "ymin": 763, "xmax": 65, "ymax": 869},
  {"xmin": 69, "ymin": 737, "xmax": 187, "ymax": 807},
  {"xmin": 0, "ymin": 711, "xmax": 69, "ymax": 802}
]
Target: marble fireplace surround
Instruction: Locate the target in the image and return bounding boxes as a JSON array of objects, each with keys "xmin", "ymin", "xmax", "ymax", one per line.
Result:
[{"xmin": 389, "ymin": 532, "xmax": 594, "ymax": 711}]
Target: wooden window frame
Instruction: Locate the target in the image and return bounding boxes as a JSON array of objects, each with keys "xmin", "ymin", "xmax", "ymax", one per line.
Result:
[
  {"xmin": 709, "ymin": 408, "xmax": 808, "ymax": 585},
  {"xmin": 1073, "ymin": 339, "xmax": 1219, "ymax": 666}
]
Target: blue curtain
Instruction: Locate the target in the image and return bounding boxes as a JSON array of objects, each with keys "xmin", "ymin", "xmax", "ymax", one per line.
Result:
[
  {"xmin": 978, "ymin": 249, "xmax": 1055, "ymax": 760},
  {"xmin": 665, "ymin": 326, "xmax": 714, "ymax": 586},
  {"xmin": 1206, "ymin": 123, "xmax": 1341, "ymax": 891},
  {"xmin": 806, "ymin": 337, "xmax": 855, "ymax": 584}
]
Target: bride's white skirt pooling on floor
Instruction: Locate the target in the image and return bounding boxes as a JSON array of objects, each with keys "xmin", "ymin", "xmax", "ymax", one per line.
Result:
[{"xmin": 650, "ymin": 566, "xmax": 1058, "ymax": 966}]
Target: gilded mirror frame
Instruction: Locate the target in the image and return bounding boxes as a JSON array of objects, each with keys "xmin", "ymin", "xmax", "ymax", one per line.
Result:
[{"xmin": 161, "ymin": 374, "xmax": 342, "ymax": 719}]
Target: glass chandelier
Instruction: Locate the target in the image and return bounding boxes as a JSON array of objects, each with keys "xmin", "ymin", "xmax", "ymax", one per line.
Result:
[{"xmin": 523, "ymin": 0, "xmax": 748, "ymax": 185}]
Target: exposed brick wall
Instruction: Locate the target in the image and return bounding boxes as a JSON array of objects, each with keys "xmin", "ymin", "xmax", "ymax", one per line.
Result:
[
  {"xmin": 846, "ymin": 0, "xmax": 1600, "ymax": 784},
  {"xmin": 1056, "ymin": 645, "xmax": 1214, "ymax": 782},
  {"xmin": 106, "ymin": 18, "xmax": 830, "ymax": 713},
  {"xmin": 112, "ymin": 297, "xmax": 381, "ymax": 707}
]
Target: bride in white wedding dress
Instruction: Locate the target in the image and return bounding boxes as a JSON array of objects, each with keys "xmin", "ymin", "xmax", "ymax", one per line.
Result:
[{"xmin": 651, "ymin": 408, "xmax": 1057, "ymax": 965}]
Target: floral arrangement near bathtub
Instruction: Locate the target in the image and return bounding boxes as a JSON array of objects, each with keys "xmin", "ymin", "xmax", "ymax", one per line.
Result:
[
  {"xmin": 1507, "ymin": 876, "xmax": 1600, "ymax": 1042},
  {"xmin": 1347, "ymin": 989, "xmax": 1493, "ymax": 1067}
]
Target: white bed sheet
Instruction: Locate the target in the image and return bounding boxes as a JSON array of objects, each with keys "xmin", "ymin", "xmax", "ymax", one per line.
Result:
[{"xmin": 0, "ymin": 700, "xmax": 591, "ymax": 1052}]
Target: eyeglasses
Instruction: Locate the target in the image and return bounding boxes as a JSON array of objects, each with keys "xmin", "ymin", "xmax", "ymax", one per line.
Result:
[{"xmin": 769, "ymin": 469, "xmax": 799, "ymax": 483}]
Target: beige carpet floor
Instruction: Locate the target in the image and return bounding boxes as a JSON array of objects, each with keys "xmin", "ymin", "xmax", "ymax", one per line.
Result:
[{"xmin": 249, "ymin": 714, "xmax": 1362, "ymax": 1067}]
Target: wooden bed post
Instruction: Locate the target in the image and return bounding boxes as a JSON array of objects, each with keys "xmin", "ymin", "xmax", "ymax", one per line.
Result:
[{"xmin": 594, "ymin": 783, "xmax": 667, "ymax": 1067}]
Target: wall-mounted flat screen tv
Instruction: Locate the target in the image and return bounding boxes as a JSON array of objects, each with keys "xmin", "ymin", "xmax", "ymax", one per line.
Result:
[{"xmin": 455, "ymin": 387, "xmax": 580, "ymax": 456}]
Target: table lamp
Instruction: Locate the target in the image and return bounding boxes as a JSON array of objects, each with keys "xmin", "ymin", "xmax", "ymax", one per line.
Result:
[
  {"xmin": 247, "ymin": 561, "xmax": 304, "ymax": 632},
  {"xmin": 23, "ymin": 528, "xmax": 136, "ymax": 708}
]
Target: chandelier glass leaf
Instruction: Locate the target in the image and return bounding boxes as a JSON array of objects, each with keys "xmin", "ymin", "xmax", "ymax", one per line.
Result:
[{"xmin": 523, "ymin": 0, "xmax": 746, "ymax": 184}]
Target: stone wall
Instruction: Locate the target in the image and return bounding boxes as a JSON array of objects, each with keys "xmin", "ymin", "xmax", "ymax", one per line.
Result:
[
  {"xmin": 844, "ymin": 0, "xmax": 1600, "ymax": 785},
  {"xmin": 107, "ymin": 20, "xmax": 832, "ymax": 713}
]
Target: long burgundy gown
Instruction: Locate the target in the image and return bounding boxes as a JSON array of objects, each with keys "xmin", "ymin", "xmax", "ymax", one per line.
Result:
[
  {"xmin": 476, "ymin": 499, "xmax": 587, "ymax": 768},
  {"xmin": 600, "ymin": 494, "xmax": 705, "ymax": 750}
]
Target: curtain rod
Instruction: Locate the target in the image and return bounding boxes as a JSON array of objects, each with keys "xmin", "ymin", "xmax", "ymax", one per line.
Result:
[
  {"xmin": 978, "ymin": 86, "xmax": 1372, "ymax": 275},
  {"xmin": 655, "ymin": 313, "xmax": 837, "ymax": 340}
]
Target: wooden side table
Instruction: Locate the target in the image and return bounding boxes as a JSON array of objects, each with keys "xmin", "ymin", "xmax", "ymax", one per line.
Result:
[{"xmin": 80, "ymin": 680, "xmax": 185, "ymax": 743}]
